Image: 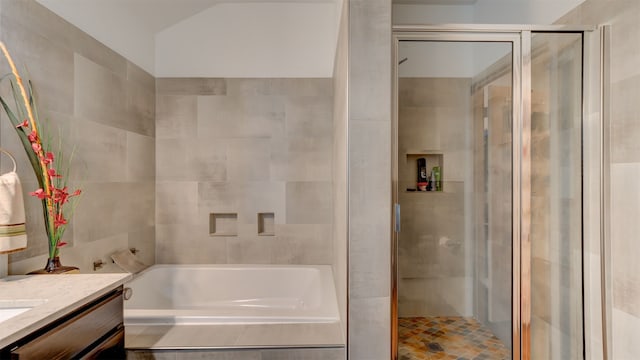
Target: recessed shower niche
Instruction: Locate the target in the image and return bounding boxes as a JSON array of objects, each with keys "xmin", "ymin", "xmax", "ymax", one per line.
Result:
[
  {"xmin": 209, "ymin": 213, "xmax": 238, "ymax": 237},
  {"xmin": 258, "ymin": 213, "xmax": 275, "ymax": 236},
  {"xmin": 403, "ymin": 153, "xmax": 444, "ymax": 192}
]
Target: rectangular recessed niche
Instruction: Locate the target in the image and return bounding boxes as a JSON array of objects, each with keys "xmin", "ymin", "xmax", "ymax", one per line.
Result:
[
  {"xmin": 405, "ymin": 152, "xmax": 444, "ymax": 192},
  {"xmin": 258, "ymin": 213, "xmax": 275, "ymax": 236},
  {"xmin": 210, "ymin": 213, "xmax": 237, "ymax": 236}
]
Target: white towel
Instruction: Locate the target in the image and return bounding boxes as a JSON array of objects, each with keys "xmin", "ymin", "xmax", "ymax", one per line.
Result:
[{"xmin": 0, "ymin": 171, "xmax": 27, "ymax": 254}]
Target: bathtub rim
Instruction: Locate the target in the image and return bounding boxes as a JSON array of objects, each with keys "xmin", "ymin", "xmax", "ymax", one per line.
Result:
[{"xmin": 123, "ymin": 264, "xmax": 341, "ymax": 326}]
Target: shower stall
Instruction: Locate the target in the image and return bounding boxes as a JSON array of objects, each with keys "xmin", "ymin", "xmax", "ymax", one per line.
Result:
[{"xmin": 392, "ymin": 26, "xmax": 603, "ymax": 360}]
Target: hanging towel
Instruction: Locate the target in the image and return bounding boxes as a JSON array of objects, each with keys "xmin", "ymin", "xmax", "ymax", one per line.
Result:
[{"xmin": 0, "ymin": 171, "xmax": 27, "ymax": 254}]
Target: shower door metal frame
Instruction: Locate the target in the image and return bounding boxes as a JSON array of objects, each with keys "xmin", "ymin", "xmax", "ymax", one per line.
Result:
[{"xmin": 391, "ymin": 25, "xmax": 598, "ymax": 360}]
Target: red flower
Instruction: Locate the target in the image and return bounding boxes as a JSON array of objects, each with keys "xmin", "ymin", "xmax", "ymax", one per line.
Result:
[
  {"xmin": 16, "ymin": 119, "xmax": 29, "ymax": 129},
  {"xmin": 54, "ymin": 213, "xmax": 67, "ymax": 228},
  {"xmin": 56, "ymin": 242, "xmax": 68, "ymax": 248},
  {"xmin": 52, "ymin": 186, "xmax": 69, "ymax": 204},
  {"xmin": 29, "ymin": 188, "xmax": 46, "ymax": 200},
  {"xmin": 31, "ymin": 142, "xmax": 41, "ymax": 153},
  {"xmin": 47, "ymin": 168, "xmax": 61, "ymax": 178},
  {"xmin": 43, "ymin": 152, "xmax": 54, "ymax": 165},
  {"xmin": 72, "ymin": 189, "xmax": 82, "ymax": 196},
  {"xmin": 27, "ymin": 131, "xmax": 38, "ymax": 143}
]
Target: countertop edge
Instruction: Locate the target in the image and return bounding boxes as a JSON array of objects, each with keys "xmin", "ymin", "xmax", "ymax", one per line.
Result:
[{"xmin": 0, "ymin": 273, "xmax": 132, "ymax": 349}]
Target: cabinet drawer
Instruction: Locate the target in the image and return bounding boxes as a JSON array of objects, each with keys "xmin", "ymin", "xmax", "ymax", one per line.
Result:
[
  {"xmin": 11, "ymin": 291, "xmax": 123, "ymax": 360},
  {"xmin": 80, "ymin": 327, "xmax": 124, "ymax": 360}
]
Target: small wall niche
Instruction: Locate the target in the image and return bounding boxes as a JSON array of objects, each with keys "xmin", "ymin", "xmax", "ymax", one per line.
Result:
[
  {"xmin": 405, "ymin": 152, "xmax": 444, "ymax": 192},
  {"xmin": 210, "ymin": 213, "xmax": 238, "ymax": 236},
  {"xmin": 258, "ymin": 213, "xmax": 275, "ymax": 236}
]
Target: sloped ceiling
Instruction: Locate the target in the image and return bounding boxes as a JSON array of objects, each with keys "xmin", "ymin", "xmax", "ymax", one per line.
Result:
[
  {"xmin": 35, "ymin": 0, "xmax": 583, "ymax": 77},
  {"xmin": 394, "ymin": 0, "xmax": 478, "ymax": 4},
  {"xmin": 36, "ymin": 0, "xmax": 340, "ymax": 76}
]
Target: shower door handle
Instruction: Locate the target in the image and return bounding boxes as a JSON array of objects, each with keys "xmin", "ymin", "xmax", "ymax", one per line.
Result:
[{"xmin": 395, "ymin": 204, "xmax": 401, "ymax": 233}]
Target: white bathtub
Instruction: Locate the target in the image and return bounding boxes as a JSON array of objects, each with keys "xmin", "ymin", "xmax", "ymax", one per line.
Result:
[{"xmin": 123, "ymin": 264, "xmax": 340, "ymax": 326}]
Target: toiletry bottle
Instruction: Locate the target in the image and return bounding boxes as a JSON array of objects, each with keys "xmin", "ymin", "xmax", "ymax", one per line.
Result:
[
  {"xmin": 417, "ymin": 158, "xmax": 427, "ymax": 191},
  {"xmin": 433, "ymin": 166, "xmax": 441, "ymax": 191}
]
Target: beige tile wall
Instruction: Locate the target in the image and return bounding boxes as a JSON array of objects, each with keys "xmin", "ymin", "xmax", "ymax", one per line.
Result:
[
  {"xmin": 397, "ymin": 78, "xmax": 473, "ymax": 318},
  {"xmin": 347, "ymin": 0, "xmax": 392, "ymax": 358},
  {"xmin": 557, "ymin": 1, "xmax": 640, "ymax": 358},
  {"xmin": 155, "ymin": 78, "xmax": 333, "ymax": 265},
  {"xmin": 0, "ymin": 0, "xmax": 156, "ymax": 273}
]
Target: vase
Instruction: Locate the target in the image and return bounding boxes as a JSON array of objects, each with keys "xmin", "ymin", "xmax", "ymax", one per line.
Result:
[{"xmin": 27, "ymin": 256, "xmax": 79, "ymax": 274}]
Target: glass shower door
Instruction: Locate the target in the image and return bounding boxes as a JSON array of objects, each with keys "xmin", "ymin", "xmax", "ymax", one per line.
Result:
[
  {"xmin": 529, "ymin": 32, "xmax": 584, "ymax": 360},
  {"xmin": 395, "ymin": 40, "xmax": 514, "ymax": 360},
  {"xmin": 393, "ymin": 29, "xmax": 588, "ymax": 360}
]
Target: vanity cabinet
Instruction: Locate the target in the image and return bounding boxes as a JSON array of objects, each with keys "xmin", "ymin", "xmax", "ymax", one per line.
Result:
[{"xmin": 1, "ymin": 287, "xmax": 124, "ymax": 360}]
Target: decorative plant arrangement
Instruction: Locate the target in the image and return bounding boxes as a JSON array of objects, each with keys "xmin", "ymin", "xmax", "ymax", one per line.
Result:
[{"xmin": 0, "ymin": 42, "xmax": 81, "ymax": 273}]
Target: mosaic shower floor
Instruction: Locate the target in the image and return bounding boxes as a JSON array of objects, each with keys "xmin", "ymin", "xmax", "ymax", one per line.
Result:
[{"xmin": 398, "ymin": 316, "xmax": 510, "ymax": 360}]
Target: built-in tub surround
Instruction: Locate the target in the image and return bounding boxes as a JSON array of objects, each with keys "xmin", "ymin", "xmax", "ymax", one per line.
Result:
[
  {"xmin": 0, "ymin": 0, "xmax": 155, "ymax": 274},
  {"xmin": 124, "ymin": 265, "xmax": 340, "ymax": 326},
  {"xmin": 155, "ymin": 78, "xmax": 333, "ymax": 265},
  {"xmin": 124, "ymin": 265, "xmax": 344, "ymax": 357}
]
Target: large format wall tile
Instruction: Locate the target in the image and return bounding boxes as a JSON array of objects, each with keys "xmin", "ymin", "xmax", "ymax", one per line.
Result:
[
  {"xmin": 348, "ymin": 0, "xmax": 392, "ymax": 358},
  {"xmin": 225, "ymin": 78, "xmax": 332, "ymax": 97},
  {"xmin": 349, "ymin": 297, "xmax": 391, "ymax": 359},
  {"xmin": 156, "ymin": 95, "xmax": 198, "ymax": 139},
  {"xmin": 75, "ymin": 53, "xmax": 155, "ymax": 137},
  {"xmin": 285, "ymin": 182, "xmax": 332, "ymax": 225},
  {"xmin": 272, "ymin": 224, "xmax": 332, "ymax": 264},
  {"xmin": 74, "ymin": 53, "xmax": 128, "ymax": 128},
  {"xmin": 156, "ymin": 224, "xmax": 227, "ymax": 264},
  {"xmin": 611, "ymin": 163, "xmax": 640, "ymax": 318},
  {"xmin": 397, "ymin": 78, "xmax": 473, "ymax": 318},
  {"xmin": 156, "ymin": 78, "xmax": 333, "ymax": 265},
  {"xmin": 197, "ymin": 95, "xmax": 286, "ymax": 139},
  {"xmin": 127, "ymin": 132, "xmax": 156, "ymax": 182},
  {"xmin": 610, "ymin": 75, "xmax": 640, "ymax": 164},
  {"xmin": 0, "ymin": 16, "xmax": 75, "ymax": 116},
  {"xmin": 157, "ymin": 78, "xmax": 226, "ymax": 96},
  {"xmin": 2, "ymin": 0, "xmax": 156, "ymax": 273},
  {"xmin": 71, "ymin": 119, "xmax": 128, "ymax": 182}
]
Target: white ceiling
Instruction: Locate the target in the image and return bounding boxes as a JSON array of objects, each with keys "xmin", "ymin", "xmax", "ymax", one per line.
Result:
[
  {"xmin": 35, "ymin": 0, "xmax": 584, "ymax": 77},
  {"xmin": 38, "ymin": 0, "xmax": 337, "ymax": 34},
  {"xmin": 394, "ymin": 0, "xmax": 478, "ymax": 4},
  {"xmin": 35, "ymin": 0, "xmax": 340, "ymax": 76}
]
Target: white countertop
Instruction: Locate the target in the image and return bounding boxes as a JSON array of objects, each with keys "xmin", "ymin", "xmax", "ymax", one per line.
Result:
[{"xmin": 0, "ymin": 273, "xmax": 131, "ymax": 349}]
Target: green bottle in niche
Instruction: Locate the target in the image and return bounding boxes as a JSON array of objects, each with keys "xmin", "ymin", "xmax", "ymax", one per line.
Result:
[{"xmin": 433, "ymin": 166, "xmax": 441, "ymax": 191}]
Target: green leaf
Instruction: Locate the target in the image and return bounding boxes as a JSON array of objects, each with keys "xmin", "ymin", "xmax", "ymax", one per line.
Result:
[{"xmin": 0, "ymin": 95, "xmax": 44, "ymax": 188}]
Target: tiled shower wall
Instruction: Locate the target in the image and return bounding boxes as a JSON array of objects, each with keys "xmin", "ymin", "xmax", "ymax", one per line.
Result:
[
  {"xmin": 397, "ymin": 78, "xmax": 472, "ymax": 318},
  {"xmin": 155, "ymin": 78, "xmax": 333, "ymax": 264},
  {"xmin": 559, "ymin": 1, "xmax": 640, "ymax": 359},
  {"xmin": 0, "ymin": 0, "xmax": 156, "ymax": 273}
]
